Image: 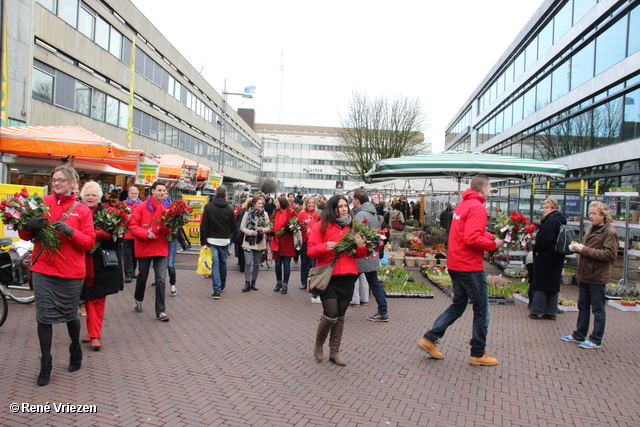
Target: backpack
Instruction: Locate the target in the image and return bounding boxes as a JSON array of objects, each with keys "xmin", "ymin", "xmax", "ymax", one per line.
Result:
[{"xmin": 554, "ymin": 220, "xmax": 576, "ymax": 255}]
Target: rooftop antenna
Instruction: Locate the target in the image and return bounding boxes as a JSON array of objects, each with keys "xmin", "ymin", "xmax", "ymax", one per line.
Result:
[{"xmin": 279, "ymin": 50, "xmax": 283, "ymax": 124}]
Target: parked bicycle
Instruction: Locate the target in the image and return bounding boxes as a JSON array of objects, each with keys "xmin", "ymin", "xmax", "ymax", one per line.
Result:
[
  {"xmin": 260, "ymin": 234, "xmax": 273, "ymax": 268},
  {"xmin": 0, "ymin": 237, "xmax": 35, "ymax": 328}
]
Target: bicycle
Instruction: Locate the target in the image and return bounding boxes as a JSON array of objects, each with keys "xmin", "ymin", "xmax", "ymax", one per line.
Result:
[
  {"xmin": 260, "ymin": 234, "xmax": 273, "ymax": 268},
  {"xmin": 178, "ymin": 227, "xmax": 191, "ymax": 252},
  {"xmin": 0, "ymin": 238, "xmax": 35, "ymax": 305},
  {"xmin": 0, "ymin": 286, "xmax": 7, "ymax": 327}
]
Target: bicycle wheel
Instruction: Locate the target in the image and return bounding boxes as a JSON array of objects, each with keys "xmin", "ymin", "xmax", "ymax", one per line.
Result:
[
  {"xmin": 0, "ymin": 291, "xmax": 7, "ymax": 328},
  {"xmin": 265, "ymin": 250, "xmax": 273, "ymax": 268},
  {"xmin": 4, "ymin": 283, "xmax": 35, "ymax": 304}
]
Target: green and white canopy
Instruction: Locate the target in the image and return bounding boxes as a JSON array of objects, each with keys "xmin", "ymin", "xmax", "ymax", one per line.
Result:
[{"xmin": 367, "ymin": 150, "xmax": 568, "ymax": 183}]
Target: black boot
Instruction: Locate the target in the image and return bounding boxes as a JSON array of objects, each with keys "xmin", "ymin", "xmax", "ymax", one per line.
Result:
[
  {"xmin": 250, "ymin": 280, "xmax": 258, "ymax": 291},
  {"xmin": 274, "ymin": 281, "xmax": 282, "ymax": 292},
  {"xmin": 37, "ymin": 355, "xmax": 52, "ymax": 386},
  {"xmin": 68, "ymin": 343, "xmax": 82, "ymax": 372},
  {"xmin": 242, "ymin": 281, "xmax": 251, "ymax": 292},
  {"xmin": 281, "ymin": 282, "xmax": 288, "ymax": 294}
]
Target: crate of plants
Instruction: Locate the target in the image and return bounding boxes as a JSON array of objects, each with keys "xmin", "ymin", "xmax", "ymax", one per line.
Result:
[
  {"xmin": 486, "ymin": 275, "xmax": 516, "ymax": 305},
  {"xmin": 561, "ymin": 267, "xmax": 576, "ymax": 285},
  {"xmin": 557, "ymin": 295, "xmax": 578, "ymax": 311},
  {"xmin": 379, "ymin": 265, "xmax": 433, "ymax": 298},
  {"xmin": 605, "ymin": 282, "xmax": 638, "ymax": 300},
  {"xmin": 420, "ymin": 265, "xmax": 453, "ymax": 296},
  {"xmin": 503, "ymin": 267, "xmax": 528, "ymax": 279}
]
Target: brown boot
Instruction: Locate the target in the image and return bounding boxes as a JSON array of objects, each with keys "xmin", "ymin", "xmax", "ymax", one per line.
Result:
[
  {"xmin": 329, "ymin": 316, "xmax": 347, "ymax": 366},
  {"xmin": 314, "ymin": 315, "xmax": 336, "ymax": 362}
]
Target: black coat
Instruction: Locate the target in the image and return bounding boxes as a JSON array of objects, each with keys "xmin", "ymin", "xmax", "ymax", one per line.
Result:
[
  {"xmin": 532, "ymin": 210, "xmax": 566, "ymax": 293},
  {"xmin": 82, "ymin": 204, "xmax": 124, "ymax": 300}
]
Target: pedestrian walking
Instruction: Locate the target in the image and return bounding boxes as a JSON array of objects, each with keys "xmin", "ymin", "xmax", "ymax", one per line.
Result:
[
  {"xmin": 417, "ymin": 175, "xmax": 505, "ymax": 366},
  {"xmin": 239, "ymin": 196, "xmax": 271, "ymax": 292},
  {"xmin": 123, "ymin": 186, "xmax": 142, "ymax": 283},
  {"xmin": 271, "ymin": 196, "xmax": 297, "ymax": 294},
  {"xmin": 298, "ymin": 196, "xmax": 320, "ymax": 290}
]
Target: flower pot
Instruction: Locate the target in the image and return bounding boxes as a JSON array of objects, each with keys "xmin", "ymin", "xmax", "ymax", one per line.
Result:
[
  {"xmin": 434, "ymin": 244, "xmax": 445, "ymax": 253},
  {"xmin": 621, "ymin": 301, "xmax": 637, "ymax": 307},
  {"xmin": 404, "ymin": 257, "xmax": 416, "ymax": 267}
]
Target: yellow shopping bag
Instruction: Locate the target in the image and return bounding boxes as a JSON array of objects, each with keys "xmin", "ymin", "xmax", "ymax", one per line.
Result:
[{"xmin": 196, "ymin": 246, "xmax": 212, "ymax": 275}]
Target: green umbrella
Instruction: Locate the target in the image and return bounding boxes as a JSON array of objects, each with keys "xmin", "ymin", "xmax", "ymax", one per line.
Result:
[{"xmin": 367, "ymin": 150, "xmax": 568, "ymax": 183}]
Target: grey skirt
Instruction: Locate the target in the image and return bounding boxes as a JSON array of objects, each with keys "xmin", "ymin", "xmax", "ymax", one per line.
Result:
[{"xmin": 33, "ymin": 272, "xmax": 84, "ymax": 324}]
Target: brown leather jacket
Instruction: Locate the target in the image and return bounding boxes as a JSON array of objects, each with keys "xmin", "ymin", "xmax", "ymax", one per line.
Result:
[{"xmin": 576, "ymin": 222, "xmax": 618, "ymax": 285}]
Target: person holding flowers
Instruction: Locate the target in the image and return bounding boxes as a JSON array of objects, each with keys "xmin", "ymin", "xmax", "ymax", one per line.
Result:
[
  {"xmin": 17, "ymin": 165, "xmax": 96, "ymax": 386},
  {"xmin": 240, "ymin": 195, "xmax": 271, "ymax": 292},
  {"xmin": 529, "ymin": 198, "xmax": 566, "ymax": 320},
  {"xmin": 123, "ymin": 187, "xmax": 142, "ymax": 283},
  {"xmin": 308, "ymin": 195, "xmax": 368, "ymax": 366},
  {"xmin": 297, "ymin": 197, "xmax": 320, "ymax": 290},
  {"xmin": 79, "ymin": 181, "xmax": 125, "ymax": 351},
  {"xmin": 271, "ymin": 196, "xmax": 297, "ymax": 294},
  {"xmin": 130, "ymin": 181, "xmax": 171, "ymax": 321},
  {"xmin": 161, "ymin": 194, "xmax": 192, "ymax": 297}
]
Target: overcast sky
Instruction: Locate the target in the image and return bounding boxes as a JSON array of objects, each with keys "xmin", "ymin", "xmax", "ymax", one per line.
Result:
[{"xmin": 130, "ymin": 0, "xmax": 543, "ymax": 152}]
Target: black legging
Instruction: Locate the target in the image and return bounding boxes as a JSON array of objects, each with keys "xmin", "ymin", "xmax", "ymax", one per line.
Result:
[
  {"xmin": 37, "ymin": 319, "xmax": 81, "ymax": 357},
  {"xmin": 322, "ymin": 299, "xmax": 350, "ymax": 319}
]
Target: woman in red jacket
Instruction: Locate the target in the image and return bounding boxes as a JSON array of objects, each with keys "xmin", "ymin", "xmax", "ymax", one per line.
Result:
[
  {"xmin": 271, "ymin": 196, "xmax": 297, "ymax": 294},
  {"xmin": 297, "ymin": 197, "xmax": 320, "ymax": 290},
  {"xmin": 307, "ymin": 195, "xmax": 367, "ymax": 366},
  {"xmin": 18, "ymin": 166, "xmax": 96, "ymax": 386}
]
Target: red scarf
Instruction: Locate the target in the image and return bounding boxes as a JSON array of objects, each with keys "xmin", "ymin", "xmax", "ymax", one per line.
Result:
[{"xmin": 147, "ymin": 196, "xmax": 165, "ymax": 233}]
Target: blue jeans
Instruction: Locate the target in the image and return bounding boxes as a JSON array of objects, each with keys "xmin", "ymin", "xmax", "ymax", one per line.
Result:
[
  {"xmin": 572, "ymin": 281, "xmax": 606, "ymax": 345},
  {"xmin": 167, "ymin": 240, "xmax": 177, "ymax": 286},
  {"xmin": 364, "ymin": 271, "xmax": 388, "ymax": 315},
  {"xmin": 275, "ymin": 255, "xmax": 291, "ymax": 283},
  {"xmin": 207, "ymin": 244, "xmax": 228, "ymax": 294},
  {"xmin": 300, "ymin": 243, "xmax": 312, "ymax": 286},
  {"xmin": 424, "ymin": 270, "xmax": 490, "ymax": 357}
]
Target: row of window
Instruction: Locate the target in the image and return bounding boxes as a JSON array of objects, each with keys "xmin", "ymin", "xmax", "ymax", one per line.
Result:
[
  {"xmin": 266, "ymin": 172, "xmax": 347, "ymax": 182},
  {"xmin": 477, "ymin": 0, "xmax": 598, "ymax": 116},
  {"xmin": 31, "ymin": 61, "xmax": 260, "ymax": 176},
  {"xmin": 445, "ymin": 109, "xmax": 472, "ymax": 145},
  {"xmin": 475, "ymin": 4, "xmax": 640, "ymax": 147},
  {"xmin": 263, "ymin": 157, "xmax": 341, "ymax": 166},
  {"xmin": 36, "ymin": 0, "xmax": 261, "ymax": 158},
  {"xmin": 263, "ymin": 142, "xmax": 342, "ymax": 151},
  {"xmin": 488, "ymin": 84, "xmax": 640, "ymax": 162}
]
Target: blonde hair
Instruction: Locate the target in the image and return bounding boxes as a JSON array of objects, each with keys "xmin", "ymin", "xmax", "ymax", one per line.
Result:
[
  {"xmin": 52, "ymin": 165, "xmax": 79, "ymax": 188},
  {"xmin": 80, "ymin": 181, "xmax": 103, "ymax": 200},
  {"xmin": 589, "ymin": 201, "xmax": 612, "ymax": 224},
  {"xmin": 303, "ymin": 196, "xmax": 316, "ymax": 209},
  {"xmin": 242, "ymin": 197, "xmax": 253, "ymax": 210},
  {"xmin": 541, "ymin": 198, "xmax": 559, "ymax": 210}
]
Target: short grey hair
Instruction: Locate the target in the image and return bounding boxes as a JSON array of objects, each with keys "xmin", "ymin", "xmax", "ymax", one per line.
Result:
[
  {"xmin": 80, "ymin": 181, "xmax": 103, "ymax": 200},
  {"xmin": 216, "ymin": 186, "xmax": 227, "ymax": 198}
]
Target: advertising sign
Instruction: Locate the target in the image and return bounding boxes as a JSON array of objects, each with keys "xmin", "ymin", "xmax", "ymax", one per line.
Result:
[
  {"xmin": 207, "ymin": 171, "xmax": 224, "ymax": 190},
  {"xmin": 0, "ymin": 184, "xmax": 46, "ymax": 241},
  {"xmin": 135, "ymin": 156, "xmax": 160, "ymax": 186},
  {"xmin": 182, "ymin": 195, "xmax": 207, "ymax": 244}
]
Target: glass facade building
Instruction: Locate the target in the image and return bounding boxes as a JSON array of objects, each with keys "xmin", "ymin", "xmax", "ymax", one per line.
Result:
[
  {"xmin": 445, "ymin": 0, "xmax": 640, "ymax": 195},
  {"xmin": 2, "ymin": 0, "xmax": 261, "ymax": 186}
]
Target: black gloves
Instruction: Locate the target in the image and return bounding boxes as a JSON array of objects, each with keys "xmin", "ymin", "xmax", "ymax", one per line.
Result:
[
  {"xmin": 52, "ymin": 221, "xmax": 74, "ymax": 238},
  {"xmin": 24, "ymin": 214, "xmax": 49, "ymax": 232}
]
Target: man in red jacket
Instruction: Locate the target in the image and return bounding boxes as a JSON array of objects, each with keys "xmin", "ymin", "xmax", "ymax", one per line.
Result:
[
  {"xmin": 130, "ymin": 182, "xmax": 171, "ymax": 321},
  {"xmin": 417, "ymin": 175, "xmax": 504, "ymax": 366}
]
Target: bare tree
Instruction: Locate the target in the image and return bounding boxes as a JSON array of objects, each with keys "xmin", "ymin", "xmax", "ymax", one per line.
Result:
[
  {"xmin": 257, "ymin": 176, "xmax": 277, "ymax": 195},
  {"xmin": 336, "ymin": 91, "xmax": 427, "ymax": 182}
]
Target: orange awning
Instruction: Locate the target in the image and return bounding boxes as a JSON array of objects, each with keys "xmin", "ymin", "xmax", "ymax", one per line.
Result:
[
  {"xmin": 158, "ymin": 153, "xmax": 210, "ymax": 181},
  {"xmin": 0, "ymin": 125, "xmax": 144, "ymax": 171}
]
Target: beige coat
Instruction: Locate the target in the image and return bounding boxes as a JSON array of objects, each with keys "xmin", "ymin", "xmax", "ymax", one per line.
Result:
[
  {"xmin": 389, "ymin": 209, "xmax": 405, "ymax": 240},
  {"xmin": 240, "ymin": 210, "xmax": 271, "ymax": 251}
]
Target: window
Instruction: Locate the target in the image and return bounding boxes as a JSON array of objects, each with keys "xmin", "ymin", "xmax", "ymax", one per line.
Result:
[
  {"xmin": 36, "ymin": 0, "xmax": 57, "ymax": 13},
  {"xmin": 573, "ymin": 0, "xmax": 597, "ymax": 25},
  {"xmin": 553, "ymin": 1, "xmax": 572, "ymax": 44},
  {"xmin": 58, "ymin": 0, "xmax": 78, "ymax": 28},
  {"xmin": 525, "ymin": 40, "xmax": 537, "ymax": 71},
  {"xmin": 109, "ymin": 27, "xmax": 122, "ymax": 59},
  {"xmin": 512, "ymin": 95, "xmax": 523, "ymax": 125},
  {"xmin": 570, "ymin": 40, "xmax": 594, "ymax": 91},
  {"xmin": 523, "ymin": 86, "xmax": 536, "ymax": 118},
  {"xmin": 513, "ymin": 51, "xmax": 525, "ymax": 81},
  {"xmin": 95, "ymin": 16, "xmax": 110, "ymax": 51},
  {"xmin": 628, "ymin": 6, "xmax": 640, "ymax": 56},
  {"xmin": 551, "ymin": 60, "xmax": 570, "ymax": 102},
  {"xmin": 537, "ymin": 21, "xmax": 553, "ymax": 60},
  {"xmin": 77, "ymin": 2, "xmax": 95, "ymax": 39},
  {"xmin": 536, "ymin": 74, "xmax": 551, "ymax": 110},
  {"xmin": 623, "ymin": 88, "xmax": 640, "ymax": 141},
  {"xmin": 106, "ymin": 96, "xmax": 119, "ymax": 126},
  {"xmin": 75, "ymin": 81, "xmax": 91, "ymax": 116},
  {"xmin": 595, "ymin": 18, "xmax": 626, "ymax": 75},
  {"xmin": 32, "ymin": 68, "xmax": 54, "ymax": 103},
  {"xmin": 91, "ymin": 90, "xmax": 105, "ymax": 121},
  {"xmin": 54, "ymin": 71, "xmax": 75, "ymax": 110},
  {"xmin": 119, "ymin": 101, "xmax": 128, "ymax": 129}
]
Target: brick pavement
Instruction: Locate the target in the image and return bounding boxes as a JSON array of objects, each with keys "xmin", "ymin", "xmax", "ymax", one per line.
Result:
[{"xmin": 0, "ymin": 250, "xmax": 639, "ymax": 426}]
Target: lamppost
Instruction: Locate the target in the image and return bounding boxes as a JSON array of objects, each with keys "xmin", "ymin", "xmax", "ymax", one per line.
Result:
[
  {"xmin": 261, "ymin": 137, "xmax": 280, "ymax": 195},
  {"xmin": 219, "ymin": 81, "xmax": 252, "ymax": 173},
  {"xmin": 275, "ymin": 153, "xmax": 289, "ymax": 196}
]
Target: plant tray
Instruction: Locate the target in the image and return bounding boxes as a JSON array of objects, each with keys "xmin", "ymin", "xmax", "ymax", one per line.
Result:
[
  {"xmin": 608, "ymin": 300, "xmax": 640, "ymax": 311},
  {"xmin": 488, "ymin": 297, "xmax": 515, "ymax": 305},
  {"xmin": 384, "ymin": 292, "xmax": 434, "ymax": 299},
  {"xmin": 503, "ymin": 273, "xmax": 528, "ymax": 279},
  {"xmin": 427, "ymin": 279, "xmax": 453, "ymax": 297}
]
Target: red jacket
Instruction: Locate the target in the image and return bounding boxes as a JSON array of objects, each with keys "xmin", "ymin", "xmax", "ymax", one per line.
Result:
[
  {"xmin": 307, "ymin": 221, "xmax": 367, "ymax": 275},
  {"xmin": 298, "ymin": 209, "xmax": 320, "ymax": 242},
  {"xmin": 271, "ymin": 208, "xmax": 297, "ymax": 257},
  {"xmin": 19, "ymin": 193, "xmax": 96, "ymax": 279},
  {"xmin": 123, "ymin": 198, "xmax": 142, "ymax": 239},
  {"xmin": 130, "ymin": 197, "xmax": 169, "ymax": 258},
  {"xmin": 447, "ymin": 188, "xmax": 497, "ymax": 271}
]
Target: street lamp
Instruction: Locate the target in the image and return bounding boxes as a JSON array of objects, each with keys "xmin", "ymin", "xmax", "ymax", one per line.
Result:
[
  {"xmin": 275, "ymin": 153, "xmax": 289, "ymax": 195},
  {"xmin": 219, "ymin": 80, "xmax": 253, "ymax": 173}
]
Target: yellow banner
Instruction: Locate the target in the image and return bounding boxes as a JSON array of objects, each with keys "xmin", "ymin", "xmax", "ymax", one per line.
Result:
[
  {"xmin": 126, "ymin": 38, "xmax": 136, "ymax": 148},
  {"xmin": 1, "ymin": 10, "xmax": 9, "ymax": 127},
  {"xmin": 182, "ymin": 195, "xmax": 207, "ymax": 244}
]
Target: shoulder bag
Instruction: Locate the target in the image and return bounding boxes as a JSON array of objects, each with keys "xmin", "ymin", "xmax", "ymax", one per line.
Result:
[
  {"xmin": 100, "ymin": 247, "xmax": 119, "ymax": 268},
  {"xmin": 307, "ymin": 259, "xmax": 336, "ymax": 296}
]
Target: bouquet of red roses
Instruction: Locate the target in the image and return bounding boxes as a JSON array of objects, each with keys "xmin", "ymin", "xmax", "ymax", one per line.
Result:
[
  {"xmin": 276, "ymin": 216, "xmax": 304, "ymax": 237},
  {"xmin": 90, "ymin": 202, "xmax": 131, "ymax": 253},
  {"xmin": 162, "ymin": 200, "xmax": 193, "ymax": 241},
  {"xmin": 493, "ymin": 210, "xmax": 536, "ymax": 252},
  {"xmin": 333, "ymin": 219, "xmax": 387, "ymax": 257},
  {"xmin": 0, "ymin": 188, "xmax": 61, "ymax": 257}
]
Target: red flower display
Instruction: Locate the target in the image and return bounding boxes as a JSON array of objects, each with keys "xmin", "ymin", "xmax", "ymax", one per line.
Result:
[{"xmin": 162, "ymin": 201, "xmax": 193, "ymax": 242}]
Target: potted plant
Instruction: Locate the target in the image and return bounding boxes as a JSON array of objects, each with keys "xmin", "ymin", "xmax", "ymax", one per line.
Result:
[{"xmin": 621, "ymin": 296, "xmax": 637, "ymax": 307}]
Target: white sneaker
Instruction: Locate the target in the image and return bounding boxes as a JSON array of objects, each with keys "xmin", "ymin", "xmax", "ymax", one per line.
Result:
[
  {"xmin": 170, "ymin": 285, "xmax": 177, "ymax": 296},
  {"xmin": 311, "ymin": 296, "xmax": 322, "ymax": 304}
]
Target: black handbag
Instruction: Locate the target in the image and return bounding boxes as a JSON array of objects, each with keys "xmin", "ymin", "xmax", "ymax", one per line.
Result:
[{"xmin": 100, "ymin": 248, "xmax": 119, "ymax": 268}]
